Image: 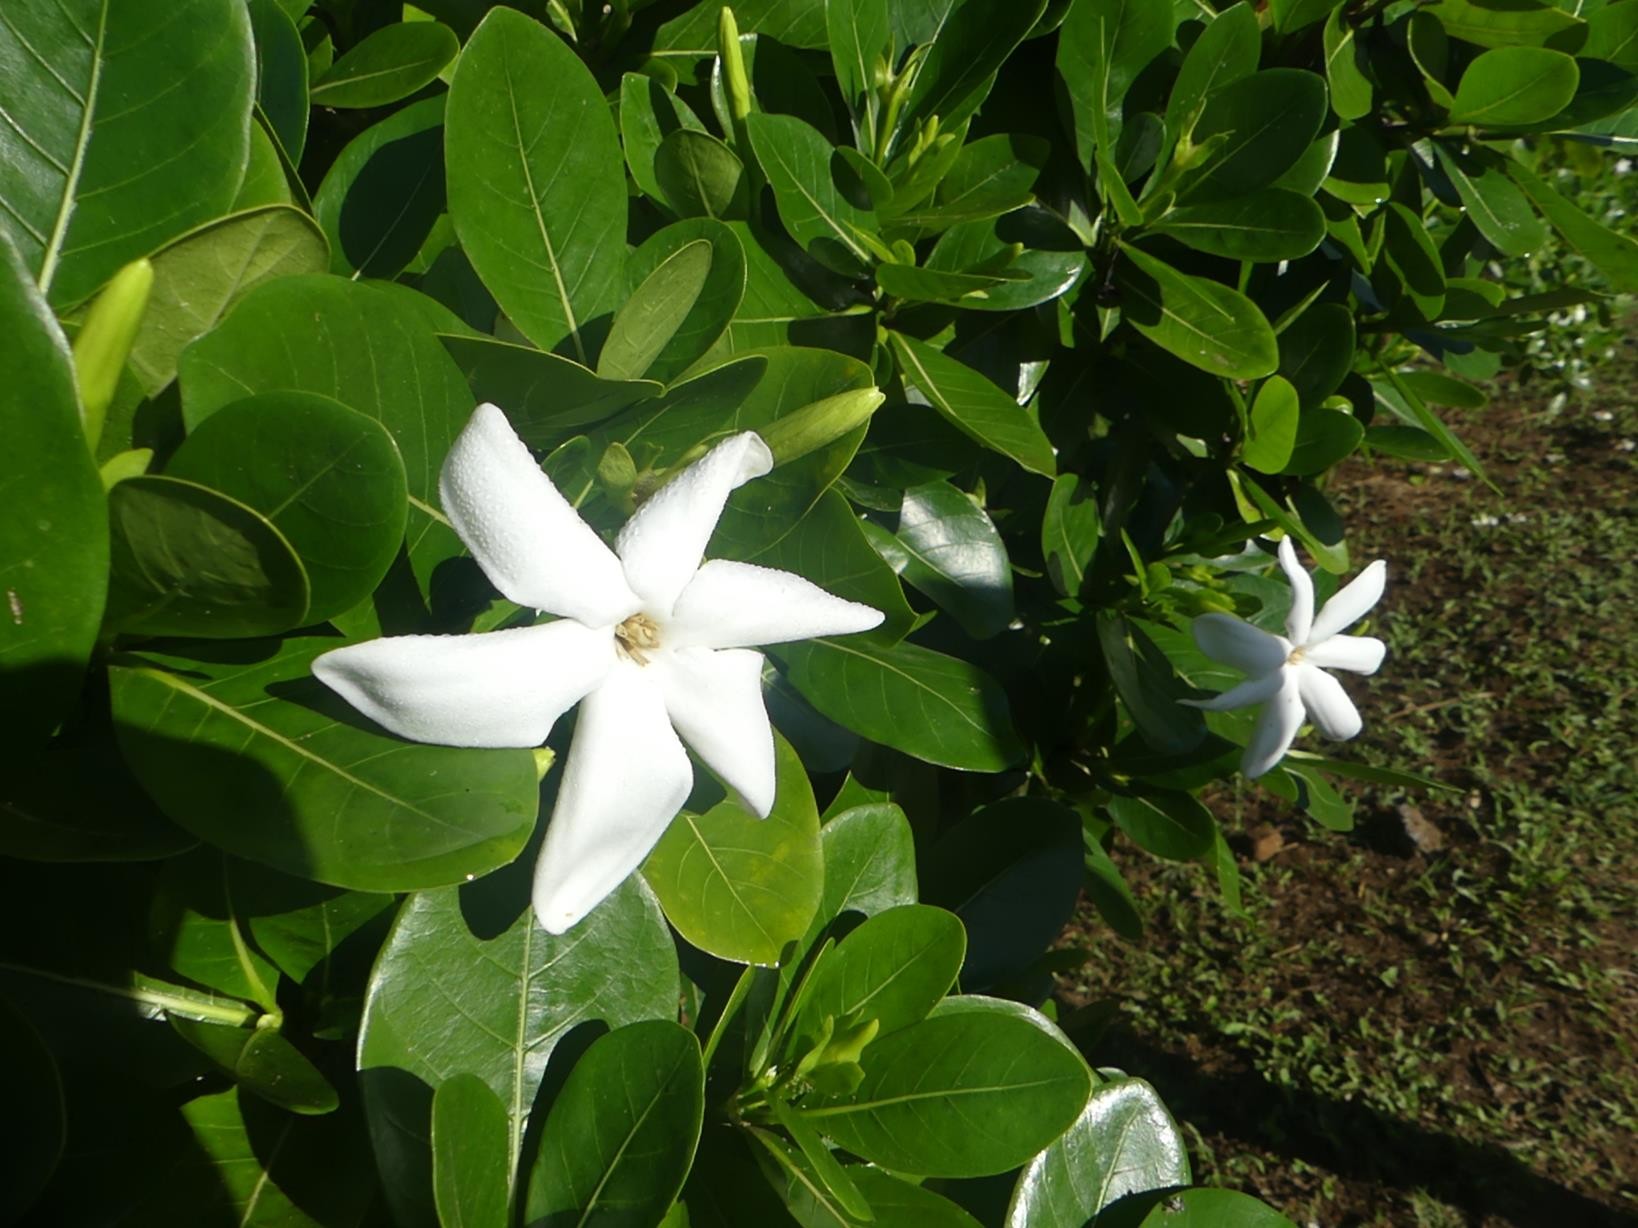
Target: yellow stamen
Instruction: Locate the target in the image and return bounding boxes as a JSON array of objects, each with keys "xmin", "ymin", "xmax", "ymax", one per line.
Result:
[{"xmin": 615, "ymin": 613, "xmax": 662, "ymax": 665}]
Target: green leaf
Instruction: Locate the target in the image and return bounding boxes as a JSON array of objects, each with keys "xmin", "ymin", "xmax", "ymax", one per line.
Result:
[
  {"xmin": 828, "ymin": 0, "xmax": 892, "ymax": 129},
  {"xmin": 774, "ymin": 636, "xmax": 1025, "ymax": 772},
  {"xmin": 793, "ymin": 905, "xmax": 966, "ymax": 1047},
  {"xmin": 1284, "ymin": 759, "xmax": 1355, "ymax": 831},
  {"xmin": 150, "ymin": 849, "xmax": 281, "ymax": 1006},
  {"xmin": 1108, "ymin": 792, "xmax": 1215, "ymax": 861},
  {"xmin": 1376, "ymin": 366, "xmax": 1488, "ymax": 485},
  {"xmin": 817, "ymin": 803, "xmax": 918, "ymax": 918},
  {"xmin": 656, "ymin": 0, "xmax": 830, "ymax": 52},
  {"xmin": 626, "ymin": 219, "xmax": 748, "ymax": 385},
  {"xmin": 643, "ymin": 734, "xmax": 823, "ymax": 966},
  {"xmin": 0, "ymin": 0, "xmax": 254, "ymax": 309},
  {"xmin": 170, "ymin": 1018, "xmax": 339, "ymax": 1115},
  {"xmin": 310, "ymin": 21, "xmax": 458, "ymax": 108},
  {"xmin": 1507, "ymin": 158, "xmax": 1638, "ymax": 291},
  {"xmin": 224, "ymin": 861, "xmax": 393, "ymax": 986},
  {"xmin": 103, "ymin": 475, "xmax": 310, "ymax": 639},
  {"xmin": 1589, "ymin": 1, "xmax": 1638, "ymax": 68},
  {"xmin": 1324, "ymin": 5, "xmax": 1374, "ymax": 120},
  {"xmin": 890, "ymin": 332, "xmax": 1057, "ymax": 475},
  {"xmin": 313, "ymin": 96, "xmax": 447, "ymax": 280},
  {"xmin": 1282, "ymin": 407, "xmax": 1365, "ymax": 476},
  {"xmin": 621, "ymin": 73, "xmax": 708, "ymax": 205},
  {"xmin": 446, "ymin": 8, "xmax": 626, "ymax": 360},
  {"xmin": 1450, "ymin": 46, "xmax": 1579, "ymax": 125},
  {"xmin": 1430, "ymin": 142, "xmax": 1546, "ymax": 256},
  {"xmin": 1179, "ymin": 70, "xmax": 1328, "ymax": 202},
  {"xmin": 1166, "ymin": 3, "xmax": 1260, "ymax": 151},
  {"xmin": 432, "ymin": 1074, "xmax": 511, "ymax": 1228},
  {"xmin": 1083, "ymin": 840, "xmax": 1144, "ymax": 940},
  {"xmin": 1007, "ymin": 1076, "xmax": 1190, "ymax": 1226},
  {"xmin": 1042, "ymin": 472, "xmax": 1101, "ymax": 598},
  {"xmin": 247, "ymin": 0, "xmax": 309, "ymax": 162},
  {"xmin": 851, "ymin": 1169, "xmax": 984, "ymax": 1227},
  {"xmin": 798, "ymin": 1004, "xmax": 1092, "ymax": 1177},
  {"xmin": 875, "ymin": 262, "xmax": 1022, "ymax": 304},
  {"xmin": 1230, "ymin": 471, "xmax": 1348, "ymax": 574},
  {"xmin": 655, "ymin": 129, "xmax": 750, "ymax": 220},
  {"xmin": 925, "ymin": 211, "xmax": 1087, "ymax": 312},
  {"xmin": 108, "ymin": 637, "xmax": 538, "ymax": 889},
  {"xmin": 747, "ymin": 112, "xmax": 880, "ymax": 274},
  {"xmin": 888, "ymin": 481, "xmax": 1014, "ymax": 639},
  {"xmin": 896, "ymin": 0, "xmax": 1049, "ymax": 150},
  {"xmin": 524, "ymin": 1022, "xmax": 704, "ymax": 1228},
  {"xmin": 1426, "ymin": 0, "xmax": 1586, "ymax": 50},
  {"xmin": 1057, "ymin": 0, "xmax": 1175, "ymax": 169},
  {"xmin": 1114, "ymin": 244, "xmax": 1278, "ymax": 380},
  {"xmin": 886, "ymin": 134, "xmax": 1049, "ymax": 234},
  {"xmin": 166, "ymin": 393, "xmax": 407, "ymax": 624},
  {"xmin": 1111, "ymin": 1187, "xmax": 1299, "ymax": 1227},
  {"xmin": 1244, "ymin": 376, "xmax": 1300, "ymax": 474},
  {"xmin": 127, "ymin": 207, "xmax": 328, "ymax": 397},
  {"xmin": 1278, "ymin": 302, "xmax": 1355, "ymax": 408},
  {"xmin": 360, "ymin": 872, "xmax": 679, "ymax": 1227},
  {"xmin": 0, "ymin": 998, "xmax": 63, "ymax": 1222},
  {"xmin": 1271, "ymin": 0, "xmax": 1341, "ymax": 34},
  {"xmin": 1151, "ymin": 190, "xmax": 1326, "ymax": 261},
  {"xmin": 1097, "ymin": 614, "xmax": 1208, "ymax": 754},
  {"xmin": 598, "ymin": 240, "xmax": 714, "ymax": 381},
  {"xmin": 0, "ymin": 232, "xmax": 107, "ymax": 743}
]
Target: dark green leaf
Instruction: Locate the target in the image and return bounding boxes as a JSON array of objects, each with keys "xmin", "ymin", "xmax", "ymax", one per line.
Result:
[
  {"xmin": 1589, "ymin": 1, "xmax": 1638, "ymax": 68},
  {"xmin": 655, "ymin": 129, "xmax": 749, "ymax": 220},
  {"xmin": 625, "ymin": 219, "xmax": 747, "ymax": 384},
  {"xmin": 1108, "ymin": 792, "xmax": 1215, "ymax": 861},
  {"xmin": 1109, "ymin": 1187, "xmax": 1299, "ymax": 1227},
  {"xmin": 598, "ymin": 240, "xmax": 714, "ymax": 381},
  {"xmin": 1180, "ymin": 70, "xmax": 1328, "ymax": 202},
  {"xmin": 442, "ymin": 336, "xmax": 661, "ymax": 448},
  {"xmin": 1450, "ymin": 46, "xmax": 1579, "ymax": 125},
  {"xmin": 1271, "ymin": 0, "xmax": 1341, "ymax": 34},
  {"xmin": 1430, "ymin": 142, "xmax": 1546, "ymax": 256},
  {"xmin": 1278, "ymin": 302, "xmax": 1355, "ymax": 408},
  {"xmin": 1057, "ymin": 0, "xmax": 1175, "ymax": 167},
  {"xmin": 887, "ymin": 481, "xmax": 1014, "ymax": 638},
  {"xmin": 1282, "ymin": 407, "xmax": 1365, "ymax": 476},
  {"xmin": 1097, "ymin": 614, "xmax": 1208, "ymax": 754},
  {"xmin": 897, "ymin": 0, "xmax": 1049, "ymax": 149},
  {"xmin": 1427, "ymin": 0, "xmax": 1586, "ymax": 50},
  {"xmin": 1043, "ymin": 472, "xmax": 1101, "ymax": 597},
  {"xmin": 621, "ymin": 73, "xmax": 708, "ymax": 205},
  {"xmin": 1114, "ymin": 245, "xmax": 1278, "ymax": 380},
  {"xmin": 890, "ymin": 332, "xmax": 1057, "ymax": 475},
  {"xmin": 828, "ymin": 0, "xmax": 891, "ymax": 125},
  {"xmin": 1507, "ymin": 158, "xmax": 1638, "ymax": 290},
  {"xmin": 310, "ymin": 21, "xmax": 458, "ymax": 109},
  {"xmin": 747, "ymin": 112, "xmax": 880, "ymax": 274},
  {"xmin": 313, "ymin": 96, "xmax": 447, "ymax": 280},
  {"xmin": 1151, "ymin": 190, "xmax": 1326, "ymax": 261},
  {"xmin": 1324, "ymin": 5, "xmax": 1374, "ymax": 120},
  {"xmin": 171, "ymin": 1018, "xmax": 339, "ymax": 1115},
  {"xmin": 247, "ymin": 0, "xmax": 308, "ymax": 161},
  {"xmin": 926, "ymin": 211, "xmax": 1087, "ymax": 312},
  {"xmin": 817, "ymin": 803, "xmax": 918, "ymax": 919},
  {"xmin": 793, "ymin": 905, "xmax": 965, "ymax": 1046},
  {"xmin": 433, "ymin": 1074, "xmax": 511, "ymax": 1228},
  {"xmin": 0, "ymin": 998, "xmax": 63, "ymax": 1222}
]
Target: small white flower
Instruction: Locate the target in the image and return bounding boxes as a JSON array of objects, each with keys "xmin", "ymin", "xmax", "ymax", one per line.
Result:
[
  {"xmin": 1471, "ymin": 513, "xmax": 1501, "ymax": 528},
  {"xmin": 1182, "ymin": 540, "xmax": 1387, "ymax": 779},
  {"xmin": 314, "ymin": 404, "xmax": 882, "ymax": 933}
]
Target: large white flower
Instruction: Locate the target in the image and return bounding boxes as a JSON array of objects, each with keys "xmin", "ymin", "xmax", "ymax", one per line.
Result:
[
  {"xmin": 1183, "ymin": 539, "xmax": 1387, "ymax": 779},
  {"xmin": 314, "ymin": 404, "xmax": 883, "ymax": 933}
]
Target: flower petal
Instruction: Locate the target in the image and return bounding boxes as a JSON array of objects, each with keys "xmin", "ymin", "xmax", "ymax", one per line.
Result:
[
  {"xmin": 1303, "ymin": 634, "xmax": 1386, "ymax": 675},
  {"xmin": 1179, "ymin": 669, "xmax": 1285, "ymax": 712},
  {"xmin": 1191, "ymin": 613, "xmax": 1290, "ymax": 674},
  {"xmin": 1296, "ymin": 663, "xmax": 1363, "ymax": 741},
  {"xmin": 532, "ymin": 663, "xmax": 693, "ymax": 934},
  {"xmin": 1308, "ymin": 559, "xmax": 1387, "ymax": 644},
  {"xmin": 1242, "ymin": 668, "xmax": 1305, "ymax": 779},
  {"xmin": 439, "ymin": 403, "xmax": 637, "ymax": 626},
  {"xmin": 667, "ymin": 560, "xmax": 884, "ymax": 650},
  {"xmin": 313, "ymin": 621, "xmax": 614, "ymax": 748},
  {"xmin": 657, "ymin": 646, "xmax": 777, "ymax": 817},
  {"xmin": 615, "ymin": 432, "xmax": 773, "ymax": 616},
  {"xmin": 1278, "ymin": 537, "xmax": 1314, "ymax": 645}
]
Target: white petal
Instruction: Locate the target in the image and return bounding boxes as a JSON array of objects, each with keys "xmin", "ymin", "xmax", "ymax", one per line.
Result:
[
  {"xmin": 1278, "ymin": 537, "xmax": 1314, "ymax": 645},
  {"xmin": 1296, "ymin": 663, "xmax": 1363, "ymax": 741},
  {"xmin": 439, "ymin": 403, "xmax": 637, "ymax": 626},
  {"xmin": 667, "ymin": 560, "xmax": 884, "ymax": 650},
  {"xmin": 1191, "ymin": 613, "xmax": 1290, "ymax": 674},
  {"xmin": 1242, "ymin": 668, "xmax": 1305, "ymax": 779},
  {"xmin": 657, "ymin": 647, "xmax": 777, "ymax": 817},
  {"xmin": 1303, "ymin": 634, "xmax": 1386, "ymax": 675},
  {"xmin": 1308, "ymin": 559, "xmax": 1387, "ymax": 644},
  {"xmin": 312, "ymin": 620, "xmax": 614, "ymax": 748},
  {"xmin": 1179, "ymin": 669, "xmax": 1285, "ymax": 712},
  {"xmin": 532, "ymin": 663, "xmax": 693, "ymax": 934},
  {"xmin": 615, "ymin": 432, "xmax": 773, "ymax": 616}
]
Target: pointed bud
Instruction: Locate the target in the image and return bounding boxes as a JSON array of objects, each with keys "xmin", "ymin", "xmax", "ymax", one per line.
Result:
[
  {"xmin": 718, "ymin": 7, "xmax": 751, "ymax": 124},
  {"xmin": 757, "ymin": 388, "xmax": 885, "ymax": 465},
  {"xmin": 73, "ymin": 258, "xmax": 153, "ymax": 450}
]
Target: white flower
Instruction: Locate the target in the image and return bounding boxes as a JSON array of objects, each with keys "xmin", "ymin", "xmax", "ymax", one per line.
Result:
[
  {"xmin": 1182, "ymin": 540, "xmax": 1387, "ymax": 779},
  {"xmin": 313, "ymin": 404, "xmax": 883, "ymax": 933}
]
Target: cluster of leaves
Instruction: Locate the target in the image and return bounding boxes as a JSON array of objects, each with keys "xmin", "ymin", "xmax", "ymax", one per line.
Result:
[{"xmin": 3, "ymin": 0, "xmax": 1635, "ymax": 1224}]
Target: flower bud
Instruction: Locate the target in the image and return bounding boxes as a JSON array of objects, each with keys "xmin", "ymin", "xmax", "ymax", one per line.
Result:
[
  {"xmin": 73, "ymin": 258, "xmax": 153, "ymax": 450},
  {"xmin": 718, "ymin": 7, "xmax": 751, "ymax": 124},
  {"xmin": 758, "ymin": 387, "xmax": 885, "ymax": 465}
]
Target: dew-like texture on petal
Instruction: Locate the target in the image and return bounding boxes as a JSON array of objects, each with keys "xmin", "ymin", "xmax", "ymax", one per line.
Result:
[
  {"xmin": 615, "ymin": 432, "xmax": 773, "ymax": 616},
  {"xmin": 1242, "ymin": 668, "xmax": 1305, "ymax": 779},
  {"xmin": 1296, "ymin": 663, "xmax": 1363, "ymax": 741},
  {"xmin": 1278, "ymin": 537, "xmax": 1315, "ymax": 644},
  {"xmin": 1309, "ymin": 559, "xmax": 1387, "ymax": 643},
  {"xmin": 1179, "ymin": 669, "xmax": 1285, "ymax": 712},
  {"xmin": 1304, "ymin": 634, "xmax": 1386, "ymax": 675},
  {"xmin": 532, "ymin": 662, "xmax": 692, "ymax": 935},
  {"xmin": 439, "ymin": 403, "xmax": 638, "ymax": 626},
  {"xmin": 667, "ymin": 559, "xmax": 885, "ymax": 650},
  {"xmin": 312, "ymin": 620, "xmax": 615, "ymax": 748},
  {"xmin": 658, "ymin": 646, "xmax": 777, "ymax": 817},
  {"xmin": 1192, "ymin": 613, "xmax": 1290, "ymax": 675}
]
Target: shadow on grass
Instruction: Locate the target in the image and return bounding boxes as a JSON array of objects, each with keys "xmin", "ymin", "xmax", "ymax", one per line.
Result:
[{"xmin": 1100, "ymin": 1030, "xmax": 1638, "ymax": 1228}]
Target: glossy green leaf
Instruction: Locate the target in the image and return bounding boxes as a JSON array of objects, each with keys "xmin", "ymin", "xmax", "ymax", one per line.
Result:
[
  {"xmin": 1430, "ymin": 141, "xmax": 1547, "ymax": 256},
  {"xmin": 1450, "ymin": 46, "xmax": 1579, "ymax": 125},
  {"xmin": 1589, "ymin": 1, "xmax": 1638, "ymax": 68},
  {"xmin": 1244, "ymin": 376, "xmax": 1300, "ymax": 474},
  {"xmin": 524, "ymin": 1022, "xmax": 704, "ymax": 1228},
  {"xmin": 108, "ymin": 637, "xmax": 538, "ymax": 889},
  {"xmin": 432, "ymin": 1074, "xmax": 511, "ymax": 1228},
  {"xmin": 1427, "ymin": 0, "xmax": 1586, "ymax": 50},
  {"xmin": 150, "ymin": 849, "xmax": 281, "ymax": 1006},
  {"xmin": 360, "ymin": 872, "xmax": 678, "ymax": 1227},
  {"xmin": 747, "ymin": 112, "xmax": 880, "ymax": 274},
  {"xmin": 1271, "ymin": 0, "xmax": 1341, "ymax": 33},
  {"xmin": 718, "ymin": 222, "xmax": 873, "ymax": 355},
  {"xmin": 875, "ymin": 262, "xmax": 1021, "ymax": 304},
  {"xmin": 234, "ymin": 121, "xmax": 296, "ymax": 211},
  {"xmin": 643, "ymin": 735, "xmax": 823, "ymax": 966},
  {"xmin": 1324, "ymin": 5, "xmax": 1374, "ymax": 120},
  {"xmin": 1097, "ymin": 614, "xmax": 1208, "ymax": 754},
  {"xmin": 775, "ymin": 636, "xmax": 1025, "ymax": 772},
  {"xmin": 1112, "ymin": 1187, "xmax": 1299, "ymax": 1227},
  {"xmin": 442, "ymin": 336, "xmax": 661, "ymax": 448},
  {"xmin": 793, "ymin": 905, "xmax": 965, "ymax": 1048},
  {"xmin": 656, "ymin": 0, "xmax": 830, "ymax": 52},
  {"xmin": 896, "ymin": 0, "xmax": 1048, "ymax": 150},
  {"xmin": 598, "ymin": 240, "xmax": 714, "ymax": 381},
  {"xmin": 710, "ymin": 29, "xmax": 841, "ymax": 142},
  {"xmin": 887, "ymin": 481, "xmax": 1014, "ymax": 639},
  {"xmin": 890, "ymin": 332, "xmax": 1056, "ymax": 475},
  {"xmin": 817, "ymin": 803, "xmax": 918, "ymax": 919},
  {"xmin": 0, "ymin": 0, "xmax": 254, "ymax": 309},
  {"xmin": 798, "ymin": 1004, "xmax": 1092, "ymax": 1177},
  {"xmin": 1180, "ymin": 70, "xmax": 1328, "ymax": 202},
  {"xmin": 828, "ymin": 0, "xmax": 891, "ymax": 128},
  {"xmin": 1043, "ymin": 472, "xmax": 1100, "ymax": 598},
  {"xmin": 0, "ymin": 233, "xmax": 107, "ymax": 742},
  {"xmin": 311, "ymin": 21, "xmax": 457, "ymax": 108},
  {"xmin": 1279, "ymin": 302, "xmax": 1356, "ymax": 408},
  {"xmin": 625, "ymin": 219, "xmax": 747, "ymax": 385},
  {"xmin": 103, "ymin": 475, "xmax": 310, "ymax": 639},
  {"xmin": 446, "ymin": 8, "xmax": 626, "ymax": 360},
  {"xmin": 1152, "ymin": 190, "xmax": 1326, "ymax": 261},
  {"xmin": 313, "ymin": 96, "xmax": 447, "ymax": 280},
  {"xmin": 166, "ymin": 393, "xmax": 407, "ymax": 624},
  {"xmin": 1231, "ymin": 471, "xmax": 1348, "ymax": 574},
  {"xmin": 224, "ymin": 861, "xmax": 394, "ymax": 986},
  {"xmin": 1007, "ymin": 1076, "xmax": 1190, "ymax": 1226},
  {"xmin": 171, "ymin": 1018, "xmax": 340, "ymax": 1115},
  {"xmin": 891, "ymin": 134, "xmax": 1048, "ymax": 234},
  {"xmin": 247, "ymin": 0, "xmax": 308, "ymax": 162},
  {"xmin": 1165, "ymin": 3, "xmax": 1260, "ymax": 145},
  {"xmin": 1508, "ymin": 158, "xmax": 1638, "ymax": 290},
  {"xmin": 0, "ymin": 998, "xmax": 63, "ymax": 1222},
  {"xmin": 1083, "ymin": 840, "xmax": 1144, "ymax": 940},
  {"xmin": 1108, "ymin": 792, "xmax": 1215, "ymax": 860},
  {"xmin": 621, "ymin": 73, "xmax": 708, "ymax": 205},
  {"xmin": 1283, "ymin": 407, "xmax": 1365, "ymax": 476},
  {"xmin": 1377, "ymin": 366, "xmax": 1488, "ymax": 484},
  {"xmin": 851, "ymin": 1170, "xmax": 984, "ymax": 1227},
  {"xmin": 1057, "ymin": 0, "xmax": 1175, "ymax": 168},
  {"xmin": 924, "ymin": 210, "xmax": 1087, "ymax": 312},
  {"xmin": 655, "ymin": 129, "xmax": 749, "ymax": 220},
  {"xmin": 1114, "ymin": 245, "xmax": 1279, "ymax": 380}
]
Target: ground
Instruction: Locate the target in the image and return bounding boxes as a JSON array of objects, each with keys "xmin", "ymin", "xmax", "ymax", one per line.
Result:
[{"xmin": 1057, "ymin": 341, "xmax": 1638, "ymax": 1228}]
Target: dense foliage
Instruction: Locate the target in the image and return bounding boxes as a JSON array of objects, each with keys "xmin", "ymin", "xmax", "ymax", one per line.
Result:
[{"xmin": 3, "ymin": 0, "xmax": 1636, "ymax": 1223}]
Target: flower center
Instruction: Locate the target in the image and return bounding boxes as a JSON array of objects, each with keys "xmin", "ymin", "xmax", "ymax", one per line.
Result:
[
  {"xmin": 614, "ymin": 612, "xmax": 662, "ymax": 665},
  {"xmin": 1286, "ymin": 646, "xmax": 1306, "ymax": 666}
]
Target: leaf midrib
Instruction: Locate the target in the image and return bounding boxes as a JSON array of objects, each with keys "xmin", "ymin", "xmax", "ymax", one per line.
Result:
[{"xmin": 37, "ymin": 0, "xmax": 109, "ymax": 293}]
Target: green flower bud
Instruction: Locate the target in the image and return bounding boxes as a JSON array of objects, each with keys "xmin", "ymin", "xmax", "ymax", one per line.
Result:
[
  {"xmin": 72, "ymin": 258, "xmax": 153, "ymax": 450},
  {"xmin": 758, "ymin": 387, "xmax": 885, "ymax": 465}
]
